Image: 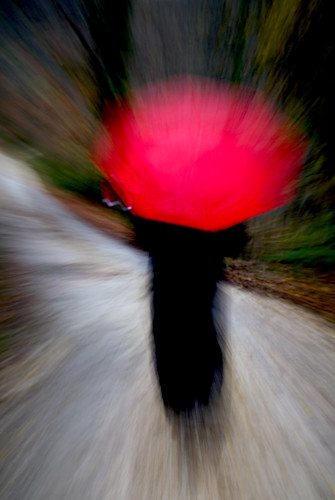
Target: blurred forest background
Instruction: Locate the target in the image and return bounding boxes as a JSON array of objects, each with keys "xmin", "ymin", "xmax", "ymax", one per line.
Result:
[{"xmin": 0, "ymin": 0, "xmax": 334, "ymax": 268}]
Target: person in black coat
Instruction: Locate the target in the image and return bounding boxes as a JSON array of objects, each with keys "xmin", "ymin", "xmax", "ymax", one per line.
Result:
[{"xmin": 135, "ymin": 218, "xmax": 248, "ymax": 414}]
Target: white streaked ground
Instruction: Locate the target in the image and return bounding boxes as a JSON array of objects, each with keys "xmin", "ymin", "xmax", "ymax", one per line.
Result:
[{"xmin": 0, "ymin": 152, "xmax": 334, "ymax": 499}]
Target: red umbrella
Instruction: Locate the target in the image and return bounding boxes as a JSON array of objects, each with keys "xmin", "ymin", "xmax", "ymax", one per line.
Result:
[{"xmin": 91, "ymin": 77, "xmax": 306, "ymax": 231}]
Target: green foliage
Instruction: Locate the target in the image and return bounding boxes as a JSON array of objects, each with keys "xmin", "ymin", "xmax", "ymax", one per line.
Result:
[
  {"xmin": 29, "ymin": 154, "xmax": 103, "ymax": 201},
  {"xmin": 247, "ymin": 210, "xmax": 335, "ymax": 267},
  {"xmin": 231, "ymin": 0, "xmax": 250, "ymax": 83},
  {"xmin": 0, "ymin": 0, "xmax": 132, "ymax": 206},
  {"xmin": 255, "ymin": 0, "xmax": 301, "ymax": 70},
  {"xmin": 267, "ymin": 247, "xmax": 335, "ymax": 267},
  {"xmin": 241, "ymin": 0, "xmax": 335, "ymax": 268}
]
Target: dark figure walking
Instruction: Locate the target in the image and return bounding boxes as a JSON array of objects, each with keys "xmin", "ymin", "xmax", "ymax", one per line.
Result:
[{"xmin": 135, "ymin": 219, "xmax": 230, "ymax": 414}]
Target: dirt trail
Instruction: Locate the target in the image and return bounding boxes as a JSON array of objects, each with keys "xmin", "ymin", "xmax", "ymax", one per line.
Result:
[{"xmin": 0, "ymin": 152, "xmax": 334, "ymax": 499}]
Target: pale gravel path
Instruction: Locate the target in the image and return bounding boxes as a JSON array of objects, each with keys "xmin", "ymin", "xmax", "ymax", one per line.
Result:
[{"xmin": 0, "ymin": 152, "xmax": 334, "ymax": 499}]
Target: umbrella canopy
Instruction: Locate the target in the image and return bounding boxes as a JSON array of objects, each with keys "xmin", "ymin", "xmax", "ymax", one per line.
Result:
[{"xmin": 91, "ymin": 77, "xmax": 306, "ymax": 231}]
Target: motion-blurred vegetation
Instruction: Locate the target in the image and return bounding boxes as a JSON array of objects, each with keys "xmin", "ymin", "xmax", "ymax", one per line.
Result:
[
  {"xmin": 0, "ymin": 0, "xmax": 131, "ymax": 199},
  {"xmin": 246, "ymin": 0, "xmax": 335, "ymax": 267},
  {"xmin": 0, "ymin": 0, "xmax": 334, "ymax": 268}
]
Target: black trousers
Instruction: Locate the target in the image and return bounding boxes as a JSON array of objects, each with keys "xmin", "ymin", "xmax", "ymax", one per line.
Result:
[{"xmin": 135, "ymin": 219, "xmax": 225, "ymax": 413}]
